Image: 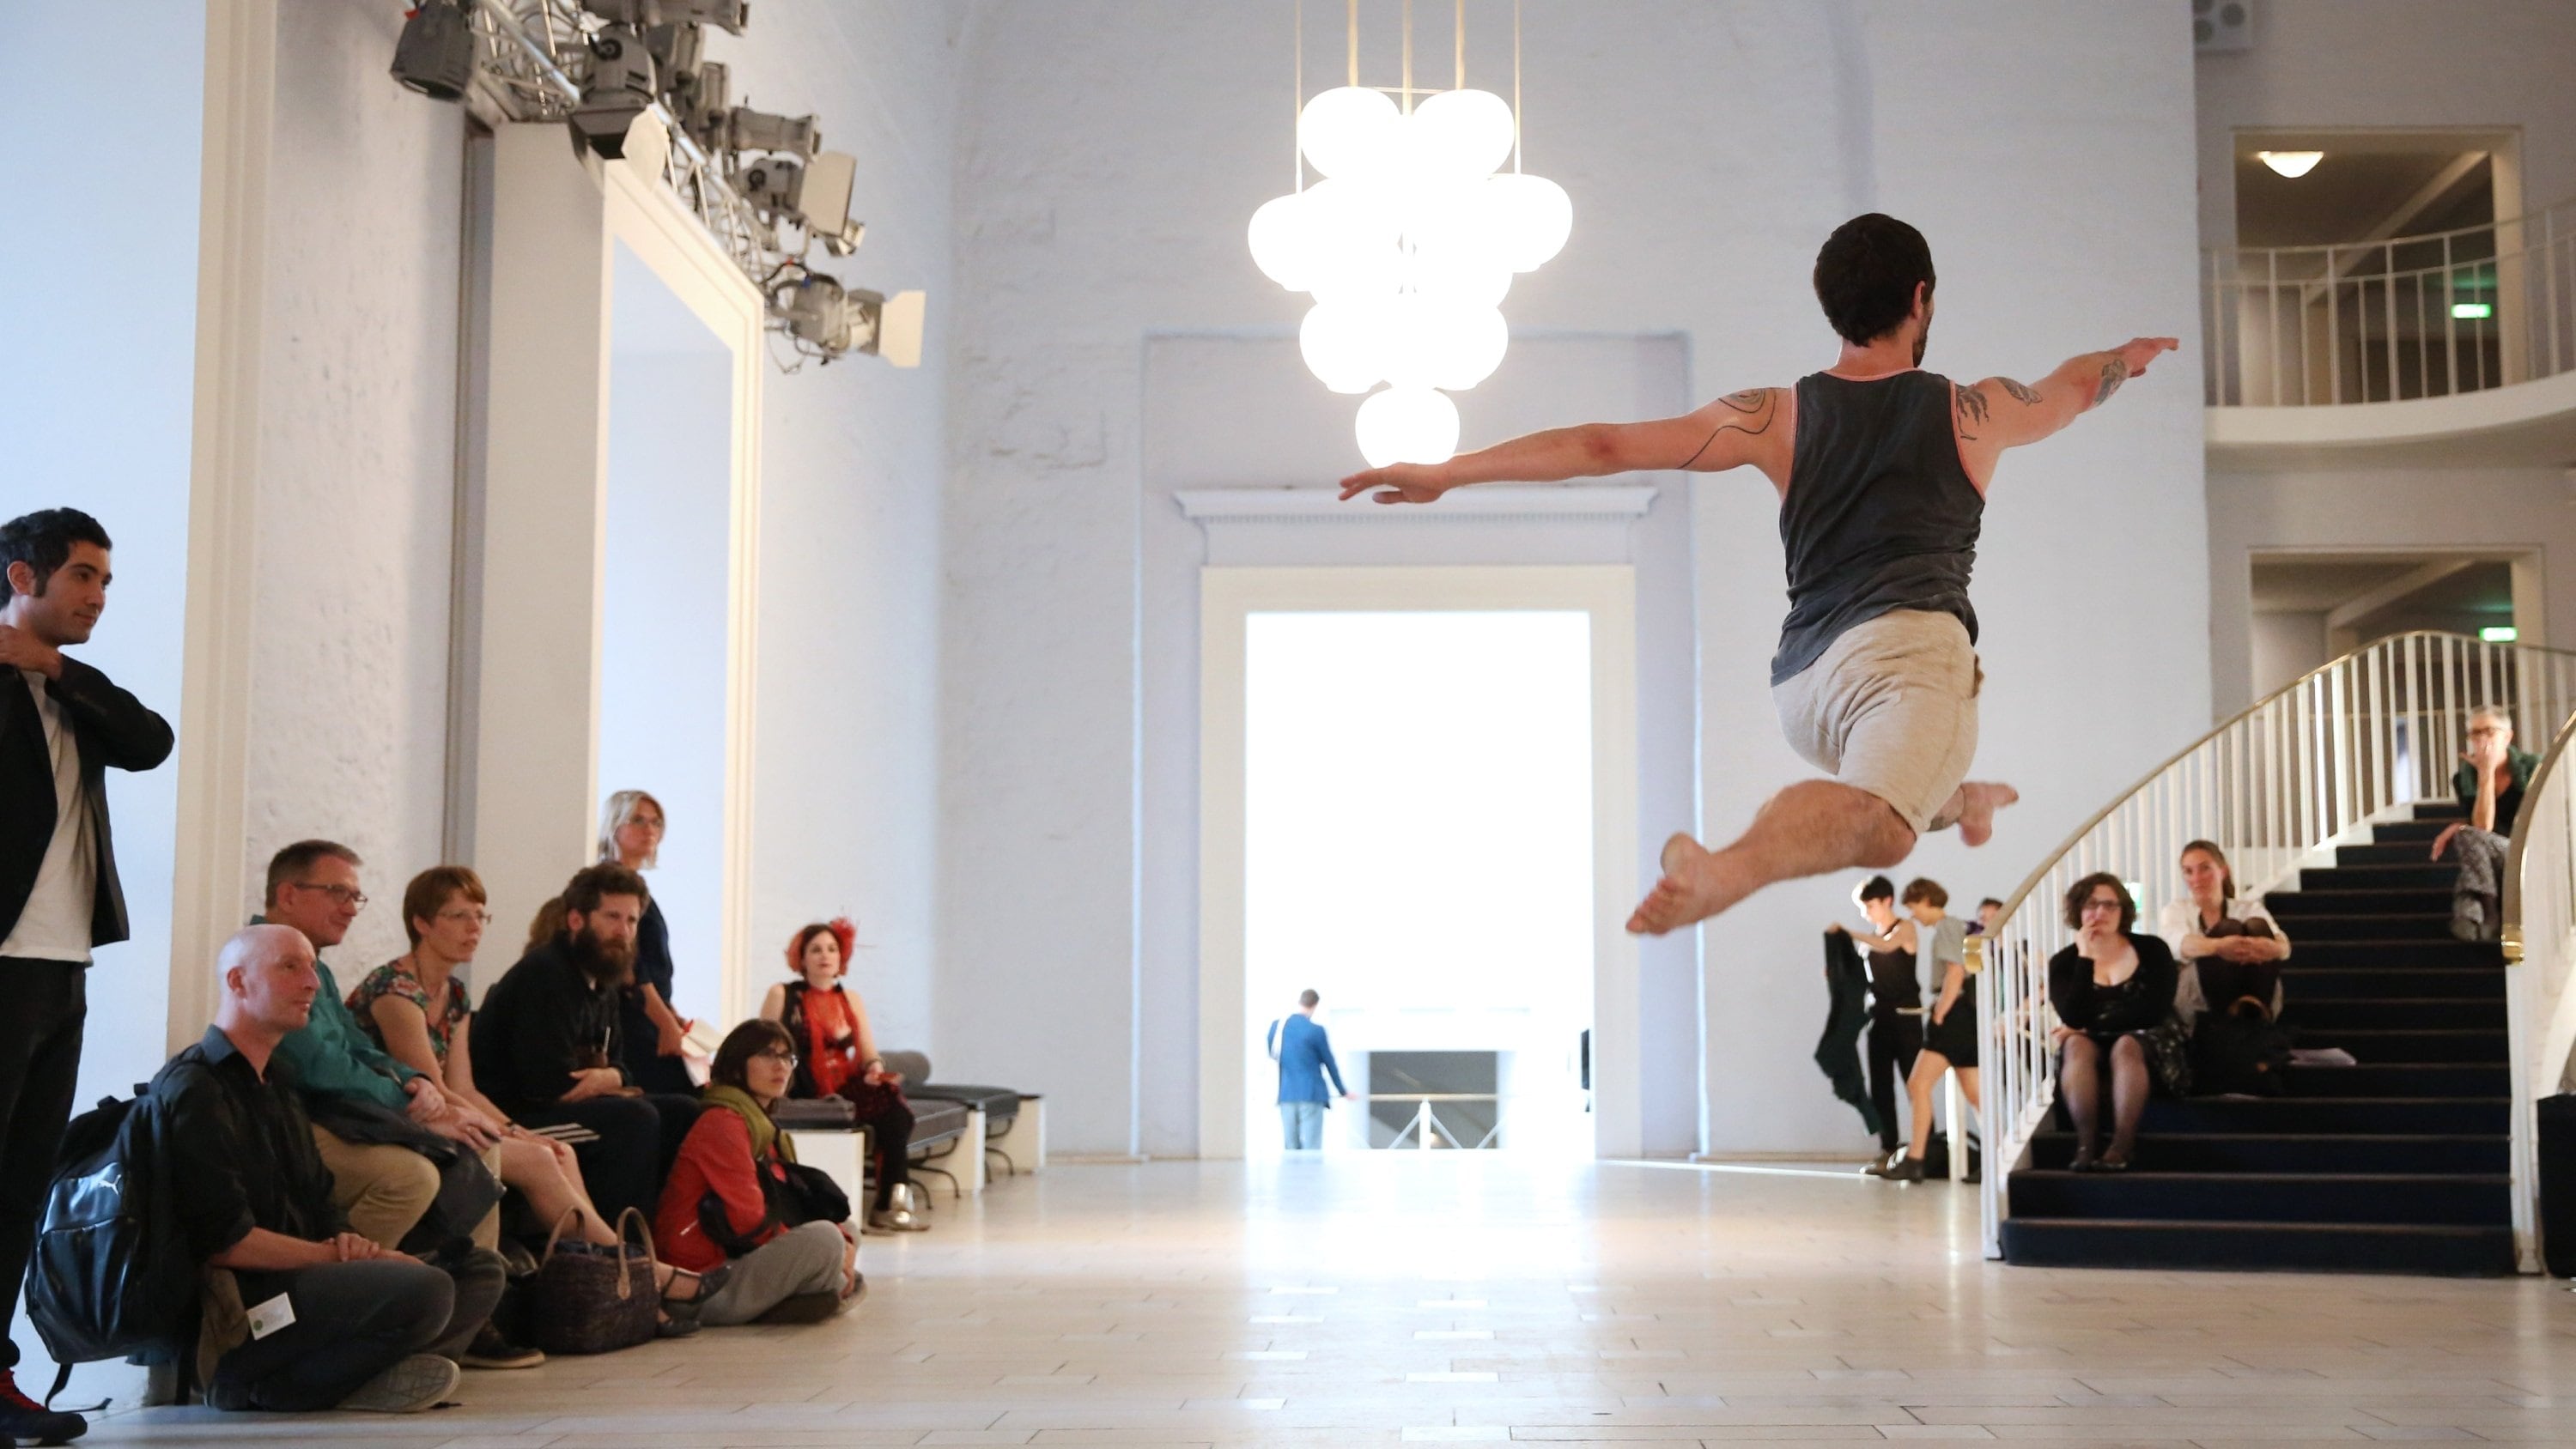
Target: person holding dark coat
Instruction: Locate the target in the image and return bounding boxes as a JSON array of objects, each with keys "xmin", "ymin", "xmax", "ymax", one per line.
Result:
[
  {"xmin": 0, "ymin": 507, "xmax": 173, "ymax": 1444},
  {"xmin": 2048, "ymin": 873, "xmax": 2187, "ymax": 1173},
  {"xmin": 472, "ymin": 864, "xmax": 701, "ymax": 1222}
]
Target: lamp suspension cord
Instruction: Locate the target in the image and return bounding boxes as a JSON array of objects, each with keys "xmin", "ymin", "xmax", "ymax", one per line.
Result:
[
  {"xmin": 1293, "ymin": 0, "xmax": 1303, "ymax": 191},
  {"xmin": 1347, "ymin": 0, "xmax": 1358, "ymax": 88},
  {"xmin": 1511, "ymin": 0, "xmax": 1522, "ymax": 173},
  {"xmin": 1455, "ymin": 0, "xmax": 1465, "ymax": 89},
  {"xmin": 1401, "ymin": 0, "xmax": 1413, "ymax": 113}
]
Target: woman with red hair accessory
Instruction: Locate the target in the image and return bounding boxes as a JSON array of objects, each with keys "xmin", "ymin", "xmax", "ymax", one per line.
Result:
[{"xmin": 761, "ymin": 919, "xmax": 927, "ymax": 1232}]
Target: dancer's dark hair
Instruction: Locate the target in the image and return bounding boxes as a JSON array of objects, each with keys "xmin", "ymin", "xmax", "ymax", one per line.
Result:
[
  {"xmin": 1813, "ymin": 214, "xmax": 1936, "ymax": 346},
  {"xmin": 1856, "ymin": 875, "xmax": 1896, "ymax": 904}
]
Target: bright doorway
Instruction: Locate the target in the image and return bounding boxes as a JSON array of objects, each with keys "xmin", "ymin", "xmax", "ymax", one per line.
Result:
[{"xmin": 1199, "ymin": 567, "xmax": 1639, "ymax": 1161}]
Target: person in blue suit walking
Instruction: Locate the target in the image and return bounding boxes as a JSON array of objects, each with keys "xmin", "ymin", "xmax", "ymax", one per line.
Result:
[{"xmin": 1267, "ymin": 989, "xmax": 1351, "ymax": 1150}]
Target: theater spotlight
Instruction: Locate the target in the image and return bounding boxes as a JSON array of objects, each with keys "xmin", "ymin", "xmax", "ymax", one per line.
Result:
[
  {"xmin": 770, "ymin": 273, "xmax": 925, "ymax": 367},
  {"xmin": 581, "ymin": 0, "xmax": 749, "ymax": 31},
  {"xmin": 569, "ymin": 23, "xmax": 658, "ymax": 157},
  {"xmin": 716, "ymin": 106, "xmax": 821, "ymax": 157},
  {"xmin": 391, "ymin": 0, "xmax": 477, "ymax": 101}
]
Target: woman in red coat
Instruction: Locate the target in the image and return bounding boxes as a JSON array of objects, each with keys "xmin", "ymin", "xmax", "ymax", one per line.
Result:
[{"xmin": 655, "ymin": 1021, "xmax": 862, "ymax": 1325}]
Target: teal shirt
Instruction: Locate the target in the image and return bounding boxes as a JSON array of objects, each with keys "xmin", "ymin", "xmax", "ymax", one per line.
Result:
[{"xmin": 252, "ymin": 917, "xmax": 419, "ymax": 1111}]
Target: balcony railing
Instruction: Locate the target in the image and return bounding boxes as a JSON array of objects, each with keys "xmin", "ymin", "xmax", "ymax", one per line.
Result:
[{"xmin": 2204, "ymin": 198, "xmax": 2576, "ymax": 407}]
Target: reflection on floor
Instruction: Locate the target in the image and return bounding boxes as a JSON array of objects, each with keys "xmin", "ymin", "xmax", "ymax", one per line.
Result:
[{"xmin": 88, "ymin": 1155, "xmax": 2576, "ymax": 1446}]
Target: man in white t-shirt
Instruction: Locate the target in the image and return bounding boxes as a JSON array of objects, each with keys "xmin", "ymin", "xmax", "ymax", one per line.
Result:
[{"xmin": 0, "ymin": 507, "xmax": 173, "ymax": 1442}]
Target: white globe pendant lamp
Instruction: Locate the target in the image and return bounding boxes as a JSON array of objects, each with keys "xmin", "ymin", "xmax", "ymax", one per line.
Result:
[{"xmin": 1246, "ymin": 1, "xmax": 1571, "ymax": 465}]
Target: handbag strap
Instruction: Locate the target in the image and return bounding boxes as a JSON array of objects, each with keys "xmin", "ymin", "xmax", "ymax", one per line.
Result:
[
  {"xmin": 611, "ymin": 1206, "xmax": 657, "ymax": 1301},
  {"xmin": 538, "ymin": 1205, "xmax": 586, "ymax": 1264}
]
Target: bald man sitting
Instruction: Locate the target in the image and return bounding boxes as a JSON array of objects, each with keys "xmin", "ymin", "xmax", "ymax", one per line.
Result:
[{"xmin": 149, "ymin": 926, "xmax": 505, "ymax": 1414}]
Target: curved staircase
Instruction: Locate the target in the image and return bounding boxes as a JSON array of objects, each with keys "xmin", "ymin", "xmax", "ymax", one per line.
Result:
[{"xmin": 2001, "ymin": 801, "xmax": 2514, "ymax": 1275}]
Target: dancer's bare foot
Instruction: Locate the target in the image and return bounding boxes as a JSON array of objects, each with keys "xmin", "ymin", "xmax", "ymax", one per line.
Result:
[
  {"xmin": 1953, "ymin": 782, "xmax": 2020, "ymax": 847},
  {"xmin": 1627, "ymin": 833, "xmax": 1747, "ymax": 937}
]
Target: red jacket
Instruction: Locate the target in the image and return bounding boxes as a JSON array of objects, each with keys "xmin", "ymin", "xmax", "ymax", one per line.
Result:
[{"xmin": 654, "ymin": 1107, "xmax": 787, "ymax": 1274}]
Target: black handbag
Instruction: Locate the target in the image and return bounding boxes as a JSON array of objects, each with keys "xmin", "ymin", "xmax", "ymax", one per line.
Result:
[
  {"xmin": 526, "ymin": 1207, "xmax": 659, "ymax": 1355},
  {"xmin": 2191, "ymin": 1004, "xmax": 2292, "ymax": 1096},
  {"xmin": 696, "ymin": 1154, "xmax": 853, "ymax": 1259}
]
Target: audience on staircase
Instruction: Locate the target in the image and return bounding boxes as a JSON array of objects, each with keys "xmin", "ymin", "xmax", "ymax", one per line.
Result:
[
  {"xmin": 2049, "ymin": 874, "xmax": 2188, "ymax": 1173},
  {"xmin": 2159, "ymin": 840, "xmax": 2291, "ymax": 1021},
  {"xmin": 2430, "ymin": 705, "xmax": 2539, "ymax": 942}
]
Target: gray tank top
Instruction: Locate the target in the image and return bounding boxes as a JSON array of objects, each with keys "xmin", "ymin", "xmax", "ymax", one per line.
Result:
[{"xmin": 1770, "ymin": 370, "xmax": 1984, "ymax": 685}]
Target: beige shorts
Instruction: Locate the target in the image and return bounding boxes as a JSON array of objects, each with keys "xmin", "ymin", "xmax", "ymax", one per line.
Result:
[{"xmin": 1771, "ymin": 609, "xmax": 1982, "ymax": 835}]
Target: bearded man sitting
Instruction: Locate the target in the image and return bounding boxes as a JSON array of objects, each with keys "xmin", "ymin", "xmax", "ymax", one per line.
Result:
[{"xmin": 471, "ymin": 864, "xmax": 702, "ymax": 1221}]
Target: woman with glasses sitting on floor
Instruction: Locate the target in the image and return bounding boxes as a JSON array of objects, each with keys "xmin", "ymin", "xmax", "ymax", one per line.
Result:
[
  {"xmin": 2047, "ymin": 873, "xmax": 2190, "ymax": 1173},
  {"xmin": 350, "ymin": 865, "xmax": 717, "ymax": 1338},
  {"xmin": 656, "ymin": 1020, "xmax": 864, "ymax": 1325}
]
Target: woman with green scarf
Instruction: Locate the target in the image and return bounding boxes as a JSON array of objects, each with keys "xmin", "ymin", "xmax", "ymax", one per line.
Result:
[{"xmin": 654, "ymin": 1020, "xmax": 862, "ymax": 1324}]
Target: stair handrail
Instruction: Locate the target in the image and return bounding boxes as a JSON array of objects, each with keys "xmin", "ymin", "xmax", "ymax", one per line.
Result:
[
  {"xmin": 2204, "ymin": 193, "xmax": 2576, "ymax": 407},
  {"xmin": 2500, "ymin": 708, "xmax": 2576, "ymax": 1270},
  {"xmin": 1976, "ymin": 631, "xmax": 2576, "ymax": 1261}
]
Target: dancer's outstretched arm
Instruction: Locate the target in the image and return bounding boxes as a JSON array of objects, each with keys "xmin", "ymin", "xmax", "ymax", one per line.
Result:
[
  {"xmin": 1951, "ymin": 336, "xmax": 2178, "ymax": 486},
  {"xmin": 1339, "ymin": 385, "xmax": 1790, "ymax": 505}
]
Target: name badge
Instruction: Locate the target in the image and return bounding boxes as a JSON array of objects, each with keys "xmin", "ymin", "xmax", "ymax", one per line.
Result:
[{"xmin": 246, "ymin": 1292, "xmax": 296, "ymax": 1340}]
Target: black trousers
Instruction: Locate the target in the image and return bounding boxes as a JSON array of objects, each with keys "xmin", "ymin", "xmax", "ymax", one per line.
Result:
[
  {"xmin": 211, "ymin": 1250, "xmax": 503, "ymax": 1412},
  {"xmin": 0, "ymin": 959, "xmax": 85, "ymax": 1373},
  {"xmin": 517, "ymin": 1092, "xmax": 702, "ymax": 1223},
  {"xmin": 1864, "ymin": 1007, "xmax": 1923, "ymax": 1155},
  {"xmin": 848, "ymin": 1095, "xmax": 914, "ymax": 1212}
]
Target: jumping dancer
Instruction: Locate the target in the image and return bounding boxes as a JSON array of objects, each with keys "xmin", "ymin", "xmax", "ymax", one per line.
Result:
[{"xmin": 1339, "ymin": 214, "xmax": 2176, "ymax": 934}]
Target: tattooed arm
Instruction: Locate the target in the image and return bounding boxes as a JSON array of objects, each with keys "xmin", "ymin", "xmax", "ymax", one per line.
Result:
[
  {"xmin": 1948, "ymin": 336, "xmax": 2178, "ymax": 488},
  {"xmin": 1340, "ymin": 386, "xmax": 1790, "ymax": 504}
]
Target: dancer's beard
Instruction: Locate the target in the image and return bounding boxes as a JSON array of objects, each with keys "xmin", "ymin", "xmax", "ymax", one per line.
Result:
[
  {"xmin": 570, "ymin": 925, "xmax": 636, "ymax": 989},
  {"xmin": 1911, "ymin": 316, "xmax": 1929, "ymax": 367}
]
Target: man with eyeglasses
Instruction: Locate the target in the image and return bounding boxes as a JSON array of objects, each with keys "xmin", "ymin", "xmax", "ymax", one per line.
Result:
[
  {"xmin": 2429, "ymin": 706, "xmax": 2541, "ymax": 942},
  {"xmin": 258, "ymin": 840, "xmax": 506, "ymax": 1250}
]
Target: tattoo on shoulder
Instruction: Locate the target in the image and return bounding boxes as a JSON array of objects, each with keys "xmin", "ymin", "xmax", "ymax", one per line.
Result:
[
  {"xmin": 1997, "ymin": 378, "xmax": 2043, "ymax": 406},
  {"xmin": 1719, "ymin": 388, "xmax": 1769, "ymax": 414},
  {"xmin": 2093, "ymin": 358, "xmax": 2129, "ymax": 406},
  {"xmin": 1953, "ymin": 382, "xmax": 1990, "ymax": 437},
  {"xmin": 1677, "ymin": 389, "xmax": 1774, "ymax": 468}
]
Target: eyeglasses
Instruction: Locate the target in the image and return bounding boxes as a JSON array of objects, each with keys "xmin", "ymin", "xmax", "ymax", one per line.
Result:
[
  {"xmin": 629, "ymin": 816, "xmax": 666, "ymax": 834},
  {"xmin": 754, "ymin": 1047, "xmax": 799, "ymax": 1066},
  {"xmin": 294, "ymin": 882, "xmax": 368, "ymax": 909},
  {"xmin": 2080, "ymin": 896, "xmax": 2124, "ymax": 913},
  {"xmin": 437, "ymin": 908, "xmax": 494, "ymax": 926}
]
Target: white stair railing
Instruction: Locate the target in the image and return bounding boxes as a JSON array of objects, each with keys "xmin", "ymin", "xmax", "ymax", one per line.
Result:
[
  {"xmin": 2502, "ymin": 712, "xmax": 2576, "ymax": 1270},
  {"xmin": 2205, "ymin": 197, "xmax": 2576, "ymax": 407},
  {"xmin": 1976, "ymin": 632, "xmax": 2576, "ymax": 1260}
]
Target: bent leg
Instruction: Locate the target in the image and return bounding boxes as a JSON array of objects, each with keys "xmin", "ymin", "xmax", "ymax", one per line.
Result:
[
  {"xmin": 2107, "ymin": 1035, "xmax": 2151, "ymax": 1161},
  {"xmin": 312, "ymin": 1128, "xmax": 440, "ymax": 1250},
  {"xmin": 1903, "ymin": 1051, "xmax": 1950, "ymax": 1161},
  {"xmin": 1629, "ymin": 781, "xmax": 1917, "ymax": 935},
  {"xmin": 696, "ymin": 1222, "xmax": 850, "ymax": 1326},
  {"xmin": 2057, "ymin": 1036, "xmax": 2105, "ymax": 1152},
  {"xmin": 498, "ymin": 1135, "xmax": 612, "ymax": 1245},
  {"xmin": 210, "ymin": 1260, "xmax": 453, "ymax": 1412}
]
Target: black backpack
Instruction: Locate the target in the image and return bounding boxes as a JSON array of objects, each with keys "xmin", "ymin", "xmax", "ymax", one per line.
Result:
[{"xmin": 24, "ymin": 1088, "xmax": 197, "ymax": 1397}]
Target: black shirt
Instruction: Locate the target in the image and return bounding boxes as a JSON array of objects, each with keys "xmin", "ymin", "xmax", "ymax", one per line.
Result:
[
  {"xmin": 149, "ymin": 1027, "xmax": 348, "ymax": 1279},
  {"xmin": 2048, "ymin": 933, "xmax": 2180, "ymax": 1035},
  {"xmin": 1866, "ymin": 944, "xmax": 1920, "ymax": 1012},
  {"xmin": 471, "ymin": 936, "xmax": 628, "ymax": 1119},
  {"xmin": 1771, "ymin": 371, "xmax": 1985, "ymax": 685}
]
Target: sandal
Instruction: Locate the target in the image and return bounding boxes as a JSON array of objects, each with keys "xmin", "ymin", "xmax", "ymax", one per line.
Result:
[{"xmin": 2067, "ymin": 1146, "xmax": 2099, "ymax": 1173}]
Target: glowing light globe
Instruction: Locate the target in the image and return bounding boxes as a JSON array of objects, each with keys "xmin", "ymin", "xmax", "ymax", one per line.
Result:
[
  {"xmin": 1408, "ymin": 88, "xmax": 1516, "ymax": 182},
  {"xmin": 1484, "ymin": 173, "xmax": 1573, "ymax": 272},
  {"xmin": 1300, "ymin": 300, "xmax": 1389, "ymax": 395},
  {"xmin": 1298, "ymin": 86, "xmax": 1400, "ymax": 182},
  {"xmin": 1246, "ymin": 192, "xmax": 1315, "ymax": 291},
  {"xmin": 1355, "ymin": 385, "xmax": 1461, "ymax": 466}
]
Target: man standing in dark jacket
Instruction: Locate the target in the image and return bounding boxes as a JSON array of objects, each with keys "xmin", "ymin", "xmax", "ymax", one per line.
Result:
[
  {"xmin": 0, "ymin": 507, "xmax": 173, "ymax": 1443},
  {"xmin": 475, "ymin": 864, "xmax": 699, "ymax": 1219}
]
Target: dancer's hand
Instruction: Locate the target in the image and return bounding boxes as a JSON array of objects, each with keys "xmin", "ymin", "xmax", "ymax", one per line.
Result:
[
  {"xmin": 1338, "ymin": 463, "xmax": 1449, "ymax": 505},
  {"xmin": 2112, "ymin": 336, "xmax": 2179, "ymax": 378}
]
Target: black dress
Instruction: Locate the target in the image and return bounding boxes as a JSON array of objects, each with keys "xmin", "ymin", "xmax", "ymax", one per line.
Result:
[
  {"xmin": 2049, "ymin": 933, "xmax": 2190, "ymax": 1096},
  {"xmin": 619, "ymin": 897, "xmax": 695, "ymax": 1095}
]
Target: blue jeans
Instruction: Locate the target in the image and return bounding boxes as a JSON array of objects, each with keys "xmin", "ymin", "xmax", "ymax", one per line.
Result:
[{"xmin": 1279, "ymin": 1101, "xmax": 1325, "ymax": 1150}]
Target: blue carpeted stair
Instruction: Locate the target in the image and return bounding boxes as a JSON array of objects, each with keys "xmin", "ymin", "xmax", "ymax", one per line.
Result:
[{"xmin": 2000, "ymin": 800, "xmax": 2515, "ymax": 1275}]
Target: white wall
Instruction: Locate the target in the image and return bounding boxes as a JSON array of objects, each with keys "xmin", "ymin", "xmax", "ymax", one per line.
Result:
[
  {"xmin": 2195, "ymin": 0, "xmax": 2576, "ymax": 249},
  {"xmin": 0, "ymin": 4, "xmax": 204, "ymax": 1388},
  {"xmin": 940, "ymin": 1, "xmax": 2207, "ymax": 1155},
  {"xmin": 2251, "ymin": 609, "xmax": 2333, "ymax": 700}
]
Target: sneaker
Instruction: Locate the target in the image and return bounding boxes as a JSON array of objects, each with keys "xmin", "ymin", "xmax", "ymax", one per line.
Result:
[
  {"xmin": 0, "ymin": 1368, "xmax": 88, "ymax": 1445},
  {"xmin": 338, "ymin": 1354, "xmax": 461, "ymax": 1413},
  {"xmin": 461, "ymin": 1324, "xmax": 545, "ymax": 1370},
  {"xmin": 868, "ymin": 1206, "xmax": 929, "ymax": 1233},
  {"xmin": 1882, "ymin": 1155, "xmax": 1926, "ymax": 1184},
  {"xmin": 1861, "ymin": 1149, "xmax": 1899, "ymax": 1178}
]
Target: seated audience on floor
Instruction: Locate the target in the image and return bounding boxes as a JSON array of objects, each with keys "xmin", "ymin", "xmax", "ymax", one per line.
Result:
[
  {"xmin": 2049, "ymin": 874, "xmax": 2188, "ymax": 1173},
  {"xmin": 762, "ymin": 919, "xmax": 927, "ymax": 1232},
  {"xmin": 2429, "ymin": 705, "xmax": 2538, "ymax": 941},
  {"xmin": 598, "ymin": 790, "xmax": 697, "ymax": 1094},
  {"xmin": 257, "ymin": 841, "xmax": 504, "ymax": 1257},
  {"xmin": 1882, "ymin": 878, "xmax": 1978, "ymax": 1184},
  {"xmin": 2158, "ymin": 840, "xmax": 2289, "ymax": 1020},
  {"xmin": 349, "ymin": 864, "xmax": 716, "ymax": 1332},
  {"xmin": 657, "ymin": 1020, "xmax": 864, "ymax": 1325},
  {"xmin": 160, "ymin": 925, "xmax": 505, "ymax": 1414},
  {"xmin": 471, "ymin": 864, "xmax": 701, "ymax": 1224}
]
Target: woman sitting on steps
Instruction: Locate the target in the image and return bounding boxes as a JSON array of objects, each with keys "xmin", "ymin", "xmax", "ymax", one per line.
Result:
[{"xmin": 2049, "ymin": 874, "xmax": 2189, "ymax": 1173}]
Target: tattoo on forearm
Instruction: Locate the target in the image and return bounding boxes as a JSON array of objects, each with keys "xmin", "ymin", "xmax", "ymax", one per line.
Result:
[
  {"xmin": 1953, "ymin": 383, "xmax": 1990, "ymax": 439},
  {"xmin": 2093, "ymin": 358, "xmax": 2129, "ymax": 406},
  {"xmin": 1678, "ymin": 388, "xmax": 1774, "ymax": 469},
  {"xmin": 1998, "ymin": 378, "xmax": 2042, "ymax": 405}
]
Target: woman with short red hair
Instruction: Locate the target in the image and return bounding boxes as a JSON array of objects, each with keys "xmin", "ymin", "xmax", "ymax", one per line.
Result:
[{"xmin": 761, "ymin": 919, "xmax": 928, "ymax": 1233}]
